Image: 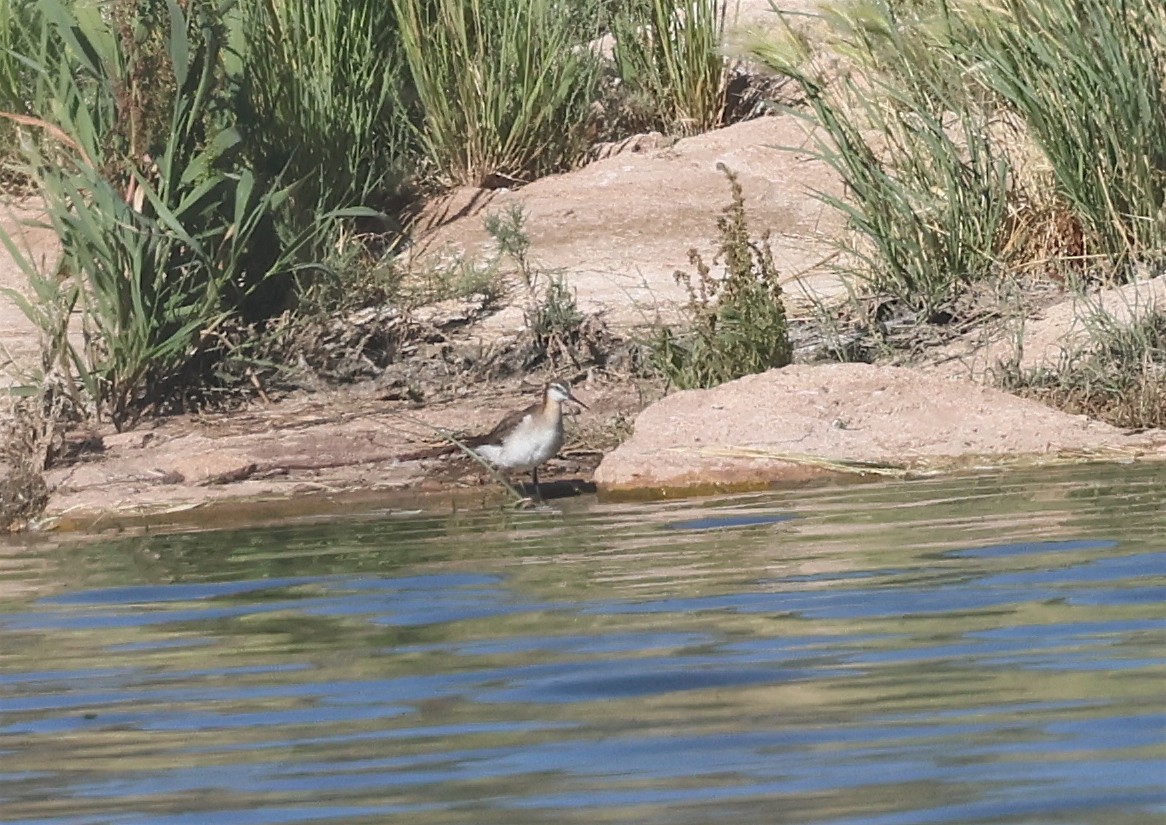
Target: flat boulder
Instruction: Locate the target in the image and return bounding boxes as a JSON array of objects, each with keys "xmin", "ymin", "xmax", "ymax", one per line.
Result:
[{"xmin": 593, "ymin": 364, "xmax": 1166, "ymax": 495}]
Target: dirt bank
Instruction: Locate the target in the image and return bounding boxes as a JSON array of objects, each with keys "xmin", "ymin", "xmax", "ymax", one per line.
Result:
[{"xmin": 29, "ymin": 375, "xmax": 634, "ymax": 532}]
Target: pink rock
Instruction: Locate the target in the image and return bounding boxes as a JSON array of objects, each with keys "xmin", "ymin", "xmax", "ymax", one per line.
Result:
[{"xmin": 594, "ymin": 364, "xmax": 1166, "ymax": 496}]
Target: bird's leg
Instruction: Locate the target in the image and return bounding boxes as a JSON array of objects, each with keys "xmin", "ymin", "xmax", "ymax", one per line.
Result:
[{"xmin": 531, "ymin": 466, "xmax": 542, "ymax": 501}]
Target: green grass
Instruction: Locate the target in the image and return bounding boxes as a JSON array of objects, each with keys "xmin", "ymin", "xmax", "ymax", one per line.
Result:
[
  {"xmin": 611, "ymin": 0, "xmax": 730, "ymax": 135},
  {"xmin": 0, "ymin": 1, "xmax": 25, "ymax": 165},
  {"xmin": 238, "ymin": 0, "xmax": 411, "ymax": 250},
  {"xmin": 391, "ymin": 0, "xmax": 603, "ymax": 187},
  {"xmin": 747, "ymin": 0, "xmax": 1166, "ymax": 333},
  {"xmin": 751, "ymin": 3, "xmax": 1011, "ymax": 321},
  {"xmin": 961, "ymin": 0, "xmax": 1166, "ymax": 258}
]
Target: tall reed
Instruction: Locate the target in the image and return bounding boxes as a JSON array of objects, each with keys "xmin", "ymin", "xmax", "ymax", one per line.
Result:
[
  {"xmin": 959, "ymin": 0, "xmax": 1166, "ymax": 259},
  {"xmin": 239, "ymin": 0, "xmax": 410, "ymax": 237},
  {"xmin": 753, "ymin": 0, "xmax": 1166, "ymax": 322},
  {"xmin": 391, "ymin": 0, "xmax": 602, "ymax": 186},
  {"xmin": 0, "ymin": 1, "xmax": 25, "ymax": 126},
  {"xmin": 0, "ymin": 0, "xmax": 46, "ymax": 167},
  {"xmin": 612, "ymin": 0, "xmax": 730, "ymax": 135},
  {"xmin": 751, "ymin": 4, "xmax": 1011, "ymax": 318}
]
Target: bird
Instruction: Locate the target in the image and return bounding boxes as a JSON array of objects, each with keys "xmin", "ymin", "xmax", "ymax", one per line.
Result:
[{"xmin": 400, "ymin": 380, "xmax": 588, "ymax": 498}]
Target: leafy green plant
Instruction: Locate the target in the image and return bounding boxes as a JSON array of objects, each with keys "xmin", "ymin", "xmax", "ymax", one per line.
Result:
[
  {"xmin": 0, "ymin": 0, "xmax": 358, "ymax": 429},
  {"xmin": 390, "ymin": 0, "xmax": 602, "ymax": 186},
  {"xmin": 651, "ymin": 164, "xmax": 792, "ymax": 389},
  {"xmin": 611, "ymin": 0, "xmax": 730, "ymax": 135}
]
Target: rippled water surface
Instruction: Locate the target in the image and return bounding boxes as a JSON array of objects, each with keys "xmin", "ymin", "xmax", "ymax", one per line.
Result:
[{"xmin": 2, "ymin": 465, "xmax": 1165, "ymax": 824}]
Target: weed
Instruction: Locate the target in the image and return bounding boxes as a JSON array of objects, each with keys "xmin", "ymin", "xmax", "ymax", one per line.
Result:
[
  {"xmin": 525, "ymin": 275, "xmax": 588, "ymax": 368},
  {"xmin": 482, "ymin": 204, "xmax": 592, "ymax": 369},
  {"xmin": 484, "ymin": 204, "xmax": 536, "ymax": 291},
  {"xmin": 400, "ymin": 253, "xmax": 507, "ymax": 311},
  {"xmin": 650, "ymin": 164, "xmax": 792, "ymax": 389},
  {"xmin": 294, "ymin": 246, "xmax": 402, "ymax": 322}
]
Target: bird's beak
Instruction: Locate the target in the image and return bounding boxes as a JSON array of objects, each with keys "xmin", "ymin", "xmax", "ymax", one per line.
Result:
[{"xmin": 566, "ymin": 391, "xmax": 588, "ymax": 410}]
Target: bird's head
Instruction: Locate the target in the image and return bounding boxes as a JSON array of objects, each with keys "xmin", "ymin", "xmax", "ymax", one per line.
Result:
[{"xmin": 546, "ymin": 380, "xmax": 588, "ymax": 409}]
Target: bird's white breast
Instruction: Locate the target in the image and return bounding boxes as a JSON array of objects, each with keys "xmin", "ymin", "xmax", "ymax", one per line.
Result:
[{"xmin": 473, "ymin": 413, "xmax": 562, "ymax": 471}]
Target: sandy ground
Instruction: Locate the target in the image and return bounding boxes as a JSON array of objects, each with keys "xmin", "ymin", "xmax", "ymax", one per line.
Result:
[{"xmin": 2, "ymin": 0, "xmax": 1164, "ymax": 530}]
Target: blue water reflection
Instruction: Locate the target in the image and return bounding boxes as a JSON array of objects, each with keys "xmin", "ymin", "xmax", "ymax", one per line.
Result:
[{"xmin": 1, "ymin": 465, "xmax": 1164, "ymax": 824}]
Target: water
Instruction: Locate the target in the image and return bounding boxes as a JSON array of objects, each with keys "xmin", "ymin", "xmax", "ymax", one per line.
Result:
[{"xmin": 1, "ymin": 464, "xmax": 1164, "ymax": 825}]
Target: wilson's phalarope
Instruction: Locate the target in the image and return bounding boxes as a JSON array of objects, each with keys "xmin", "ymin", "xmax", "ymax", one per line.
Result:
[{"xmin": 402, "ymin": 380, "xmax": 587, "ymax": 497}]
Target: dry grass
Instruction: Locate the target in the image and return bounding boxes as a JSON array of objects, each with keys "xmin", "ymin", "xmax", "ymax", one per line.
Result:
[
  {"xmin": 998, "ymin": 307, "xmax": 1166, "ymax": 430},
  {"xmin": 563, "ymin": 410, "xmax": 635, "ymax": 456},
  {"xmin": 0, "ymin": 392, "xmax": 60, "ymax": 531}
]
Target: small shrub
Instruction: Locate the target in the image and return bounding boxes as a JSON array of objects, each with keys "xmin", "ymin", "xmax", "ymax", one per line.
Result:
[
  {"xmin": 482, "ymin": 203, "xmax": 604, "ymax": 368},
  {"xmin": 525, "ymin": 275, "xmax": 587, "ymax": 367},
  {"xmin": 483, "ymin": 203, "xmax": 589, "ymax": 367},
  {"xmin": 651, "ymin": 164, "xmax": 792, "ymax": 389},
  {"xmin": 484, "ymin": 203, "xmax": 536, "ymax": 291},
  {"xmin": 0, "ymin": 461, "xmax": 49, "ymax": 532}
]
